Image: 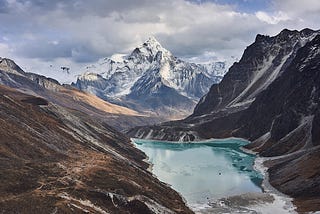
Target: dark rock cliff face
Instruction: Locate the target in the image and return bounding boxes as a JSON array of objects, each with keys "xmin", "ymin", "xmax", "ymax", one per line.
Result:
[
  {"xmin": 238, "ymin": 36, "xmax": 320, "ymax": 212},
  {"xmin": 236, "ymin": 34, "xmax": 320, "ymax": 156},
  {"xmin": 194, "ymin": 28, "xmax": 317, "ymax": 116},
  {"xmin": 313, "ymin": 108, "xmax": 320, "ymax": 145},
  {"xmin": 127, "ymin": 29, "xmax": 320, "ymax": 212}
]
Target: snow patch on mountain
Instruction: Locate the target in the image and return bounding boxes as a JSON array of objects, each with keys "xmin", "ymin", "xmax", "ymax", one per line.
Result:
[
  {"xmin": 160, "ymin": 62, "xmax": 170, "ymax": 81},
  {"xmin": 78, "ymin": 72, "xmax": 101, "ymax": 81},
  {"xmin": 110, "ymin": 54, "xmax": 126, "ymax": 62}
]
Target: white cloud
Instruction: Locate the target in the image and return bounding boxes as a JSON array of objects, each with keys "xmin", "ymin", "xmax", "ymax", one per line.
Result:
[
  {"xmin": 255, "ymin": 11, "xmax": 290, "ymax": 25},
  {"xmin": 14, "ymin": 57, "xmax": 87, "ymax": 84},
  {"xmin": 270, "ymin": 0, "xmax": 320, "ymax": 29},
  {"xmin": 0, "ymin": 42, "xmax": 13, "ymax": 58},
  {"xmin": 273, "ymin": 0, "xmax": 320, "ymax": 15}
]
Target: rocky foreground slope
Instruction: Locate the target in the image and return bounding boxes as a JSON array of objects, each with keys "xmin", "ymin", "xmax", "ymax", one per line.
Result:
[
  {"xmin": 128, "ymin": 29, "xmax": 320, "ymax": 212},
  {"xmin": 0, "ymin": 59, "xmax": 192, "ymax": 213}
]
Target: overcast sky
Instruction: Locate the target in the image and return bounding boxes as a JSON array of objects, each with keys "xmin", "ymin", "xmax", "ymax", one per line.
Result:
[{"xmin": 0, "ymin": 0, "xmax": 319, "ymax": 83}]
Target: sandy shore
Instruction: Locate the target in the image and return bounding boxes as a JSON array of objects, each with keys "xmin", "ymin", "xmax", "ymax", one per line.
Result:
[{"xmin": 191, "ymin": 157, "xmax": 297, "ymax": 213}]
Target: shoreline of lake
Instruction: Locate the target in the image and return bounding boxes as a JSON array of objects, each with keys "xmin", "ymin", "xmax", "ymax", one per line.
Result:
[{"xmin": 131, "ymin": 138, "xmax": 297, "ymax": 213}]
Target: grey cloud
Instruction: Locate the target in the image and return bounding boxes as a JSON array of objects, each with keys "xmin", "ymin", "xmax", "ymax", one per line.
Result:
[
  {"xmin": 14, "ymin": 0, "xmax": 156, "ymax": 18},
  {"xmin": 13, "ymin": 37, "xmax": 101, "ymax": 63},
  {"xmin": 14, "ymin": 40, "xmax": 73, "ymax": 60},
  {"xmin": 0, "ymin": 1, "xmax": 9, "ymax": 13},
  {"xmin": 156, "ymin": 9, "xmax": 267, "ymax": 58},
  {"xmin": 71, "ymin": 46, "xmax": 102, "ymax": 63},
  {"xmin": 0, "ymin": 0, "xmax": 319, "ymax": 66}
]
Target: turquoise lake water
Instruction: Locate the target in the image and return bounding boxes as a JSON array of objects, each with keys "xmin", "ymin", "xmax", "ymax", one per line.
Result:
[{"xmin": 133, "ymin": 138, "xmax": 263, "ymax": 206}]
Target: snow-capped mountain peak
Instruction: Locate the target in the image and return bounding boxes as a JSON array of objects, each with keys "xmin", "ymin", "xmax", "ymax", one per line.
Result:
[
  {"xmin": 127, "ymin": 36, "xmax": 172, "ymax": 64},
  {"xmin": 141, "ymin": 36, "xmax": 168, "ymax": 54},
  {"xmin": 74, "ymin": 37, "xmax": 229, "ymax": 118}
]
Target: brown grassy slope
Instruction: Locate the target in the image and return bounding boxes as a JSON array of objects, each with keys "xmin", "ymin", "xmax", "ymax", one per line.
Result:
[
  {"xmin": 43, "ymin": 86, "xmax": 163, "ymax": 131},
  {"xmin": 0, "ymin": 85, "xmax": 192, "ymax": 214}
]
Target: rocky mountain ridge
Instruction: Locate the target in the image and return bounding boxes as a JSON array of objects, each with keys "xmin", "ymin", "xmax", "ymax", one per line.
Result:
[
  {"xmin": 0, "ymin": 57, "xmax": 163, "ymax": 131},
  {"xmin": 194, "ymin": 28, "xmax": 318, "ymax": 116}
]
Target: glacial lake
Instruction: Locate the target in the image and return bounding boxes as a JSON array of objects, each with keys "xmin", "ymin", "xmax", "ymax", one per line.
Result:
[{"xmin": 133, "ymin": 138, "xmax": 263, "ymax": 206}]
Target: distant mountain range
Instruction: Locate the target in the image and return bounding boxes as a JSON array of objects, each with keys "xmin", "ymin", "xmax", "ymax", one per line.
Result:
[
  {"xmin": 128, "ymin": 28, "xmax": 320, "ymax": 213},
  {"xmin": 73, "ymin": 37, "xmax": 229, "ymax": 119}
]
